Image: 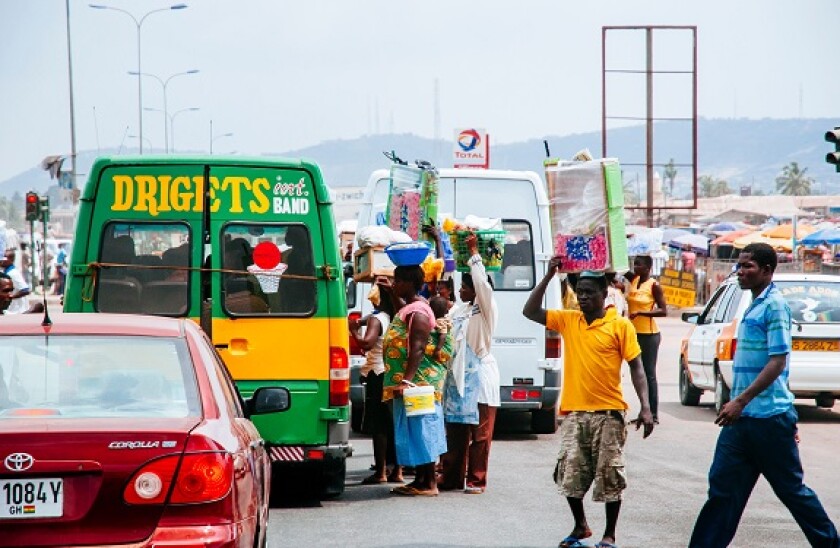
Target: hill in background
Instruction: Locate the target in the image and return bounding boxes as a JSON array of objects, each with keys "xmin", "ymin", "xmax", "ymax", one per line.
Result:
[{"xmin": 2, "ymin": 118, "xmax": 837, "ymax": 200}]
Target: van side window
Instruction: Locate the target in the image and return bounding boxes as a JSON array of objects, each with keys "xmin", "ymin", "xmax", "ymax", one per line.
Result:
[
  {"xmin": 96, "ymin": 222, "xmax": 191, "ymax": 315},
  {"xmin": 495, "ymin": 220, "xmax": 535, "ymax": 291},
  {"xmin": 221, "ymin": 223, "xmax": 316, "ymax": 316}
]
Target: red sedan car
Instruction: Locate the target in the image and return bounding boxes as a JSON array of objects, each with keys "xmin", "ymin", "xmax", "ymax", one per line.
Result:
[{"xmin": 0, "ymin": 313, "xmax": 289, "ymax": 547}]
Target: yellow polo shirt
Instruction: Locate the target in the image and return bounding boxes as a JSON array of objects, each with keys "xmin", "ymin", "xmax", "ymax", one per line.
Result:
[{"xmin": 547, "ymin": 308, "xmax": 641, "ymax": 411}]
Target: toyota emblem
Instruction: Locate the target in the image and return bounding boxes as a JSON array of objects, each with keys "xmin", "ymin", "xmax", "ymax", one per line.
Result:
[{"xmin": 4, "ymin": 453, "xmax": 34, "ymax": 472}]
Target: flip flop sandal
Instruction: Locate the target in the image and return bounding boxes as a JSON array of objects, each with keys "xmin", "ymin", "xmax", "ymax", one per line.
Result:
[
  {"xmin": 595, "ymin": 542, "xmax": 619, "ymax": 548},
  {"xmin": 558, "ymin": 537, "xmax": 587, "ymax": 548},
  {"xmin": 390, "ymin": 485, "xmax": 416, "ymax": 496},
  {"xmin": 360, "ymin": 475, "xmax": 387, "ymax": 485}
]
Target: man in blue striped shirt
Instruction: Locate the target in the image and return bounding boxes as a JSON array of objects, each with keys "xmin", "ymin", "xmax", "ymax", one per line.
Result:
[{"xmin": 690, "ymin": 243, "xmax": 838, "ymax": 548}]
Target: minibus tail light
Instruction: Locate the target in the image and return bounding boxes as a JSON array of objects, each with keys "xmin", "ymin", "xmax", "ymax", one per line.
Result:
[
  {"xmin": 348, "ymin": 312, "xmax": 363, "ymax": 356},
  {"xmin": 329, "ymin": 346, "xmax": 350, "ymax": 407}
]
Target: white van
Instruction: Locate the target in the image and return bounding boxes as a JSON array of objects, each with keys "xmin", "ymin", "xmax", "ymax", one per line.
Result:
[{"xmin": 347, "ymin": 168, "xmax": 562, "ymax": 433}]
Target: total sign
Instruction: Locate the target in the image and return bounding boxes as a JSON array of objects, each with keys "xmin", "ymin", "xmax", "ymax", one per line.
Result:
[{"xmin": 453, "ymin": 128, "xmax": 489, "ymax": 169}]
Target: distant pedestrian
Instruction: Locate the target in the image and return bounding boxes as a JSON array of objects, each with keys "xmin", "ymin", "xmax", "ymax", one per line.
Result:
[
  {"xmin": 625, "ymin": 255, "xmax": 667, "ymax": 423},
  {"xmin": 439, "ymin": 233, "xmax": 500, "ymax": 495},
  {"xmin": 0, "ymin": 273, "xmax": 13, "ymax": 315},
  {"xmin": 689, "ymin": 243, "xmax": 839, "ymax": 548},
  {"xmin": 1, "ymin": 249, "xmax": 31, "ymax": 314},
  {"xmin": 523, "ymin": 260, "xmax": 654, "ymax": 548}
]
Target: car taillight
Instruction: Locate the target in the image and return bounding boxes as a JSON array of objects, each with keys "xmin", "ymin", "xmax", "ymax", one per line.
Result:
[
  {"xmin": 348, "ymin": 312, "xmax": 363, "ymax": 356},
  {"xmin": 124, "ymin": 436, "xmax": 233, "ymax": 505},
  {"xmin": 545, "ymin": 329, "xmax": 561, "ymax": 359},
  {"xmin": 329, "ymin": 346, "xmax": 350, "ymax": 406},
  {"xmin": 727, "ymin": 339, "xmax": 737, "ymax": 361}
]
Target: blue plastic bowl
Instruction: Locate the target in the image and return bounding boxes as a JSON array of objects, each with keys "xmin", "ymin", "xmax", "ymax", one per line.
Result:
[{"xmin": 384, "ymin": 242, "xmax": 432, "ymax": 266}]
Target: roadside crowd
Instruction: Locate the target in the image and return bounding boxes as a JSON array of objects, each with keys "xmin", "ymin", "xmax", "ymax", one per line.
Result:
[{"xmin": 350, "ymin": 237, "xmax": 839, "ymax": 548}]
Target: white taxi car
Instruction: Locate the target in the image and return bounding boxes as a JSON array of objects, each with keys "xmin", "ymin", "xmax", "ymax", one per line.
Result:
[{"xmin": 680, "ymin": 273, "xmax": 840, "ymax": 412}]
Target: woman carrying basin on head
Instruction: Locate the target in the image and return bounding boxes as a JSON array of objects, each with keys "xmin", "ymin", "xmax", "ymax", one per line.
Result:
[{"xmin": 380, "ymin": 264, "xmax": 451, "ymax": 497}]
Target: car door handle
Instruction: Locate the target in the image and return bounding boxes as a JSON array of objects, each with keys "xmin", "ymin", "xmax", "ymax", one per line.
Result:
[{"xmin": 249, "ymin": 439, "xmax": 265, "ymax": 450}]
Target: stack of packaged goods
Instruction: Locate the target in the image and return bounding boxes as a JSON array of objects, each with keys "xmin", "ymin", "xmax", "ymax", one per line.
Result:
[
  {"xmin": 545, "ymin": 157, "xmax": 628, "ymax": 273},
  {"xmin": 385, "ymin": 161, "xmax": 439, "ymax": 242}
]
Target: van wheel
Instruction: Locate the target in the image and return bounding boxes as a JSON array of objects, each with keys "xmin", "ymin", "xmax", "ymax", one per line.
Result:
[
  {"xmin": 816, "ymin": 395, "xmax": 836, "ymax": 408},
  {"xmin": 714, "ymin": 371, "xmax": 730, "ymax": 414},
  {"xmin": 679, "ymin": 358, "xmax": 702, "ymax": 406},
  {"xmin": 531, "ymin": 407, "xmax": 558, "ymax": 434},
  {"xmin": 350, "ymin": 403, "xmax": 364, "ymax": 433}
]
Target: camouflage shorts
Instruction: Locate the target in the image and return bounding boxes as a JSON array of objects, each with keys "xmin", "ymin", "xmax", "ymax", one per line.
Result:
[{"xmin": 553, "ymin": 411, "xmax": 627, "ymax": 502}]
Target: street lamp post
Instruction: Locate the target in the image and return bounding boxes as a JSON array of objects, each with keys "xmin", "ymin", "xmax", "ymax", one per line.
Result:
[
  {"xmin": 127, "ymin": 134, "xmax": 153, "ymax": 152},
  {"xmin": 209, "ymin": 119, "xmax": 233, "ymax": 155},
  {"xmin": 89, "ymin": 3, "xmax": 188, "ymax": 154},
  {"xmin": 145, "ymin": 106, "xmax": 199, "ymax": 153},
  {"xmin": 130, "ymin": 69, "xmax": 198, "ymax": 153}
]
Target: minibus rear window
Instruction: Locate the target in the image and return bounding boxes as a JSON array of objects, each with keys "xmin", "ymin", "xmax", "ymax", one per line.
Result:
[
  {"xmin": 96, "ymin": 222, "xmax": 191, "ymax": 315},
  {"xmin": 221, "ymin": 223, "xmax": 316, "ymax": 316}
]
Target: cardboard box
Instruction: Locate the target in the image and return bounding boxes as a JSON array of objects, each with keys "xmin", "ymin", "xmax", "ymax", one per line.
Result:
[{"xmin": 353, "ymin": 246, "xmax": 395, "ymax": 282}]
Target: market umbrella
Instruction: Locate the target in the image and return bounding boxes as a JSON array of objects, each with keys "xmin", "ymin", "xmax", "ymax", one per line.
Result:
[
  {"xmin": 711, "ymin": 228, "xmax": 754, "ymax": 246},
  {"xmin": 708, "ymin": 222, "xmax": 739, "ymax": 233},
  {"xmin": 732, "ymin": 232, "xmax": 792, "ymax": 251},
  {"xmin": 662, "ymin": 228, "xmax": 692, "ymax": 243},
  {"xmin": 669, "ymin": 233, "xmax": 710, "ymax": 254},
  {"xmin": 800, "ymin": 227, "xmax": 840, "ymax": 246},
  {"xmin": 761, "ymin": 224, "xmax": 815, "ymax": 240}
]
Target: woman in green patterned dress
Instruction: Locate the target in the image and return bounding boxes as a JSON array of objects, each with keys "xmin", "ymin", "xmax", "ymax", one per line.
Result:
[{"xmin": 380, "ymin": 265, "xmax": 452, "ymax": 496}]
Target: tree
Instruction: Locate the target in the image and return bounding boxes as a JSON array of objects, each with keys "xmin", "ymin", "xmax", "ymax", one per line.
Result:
[
  {"xmin": 775, "ymin": 161, "xmax": 813, "ymax": 196},
  {"xmin": 663, "ymin": 158, "xmax": 678, "ymax": 198},
  {"xmin": 699, "ymin": 175, "xmax": 731, "ymax": 198},
  {"xmin": 623, "ymin": 177, "xmax": 639, "ymax": 206}
]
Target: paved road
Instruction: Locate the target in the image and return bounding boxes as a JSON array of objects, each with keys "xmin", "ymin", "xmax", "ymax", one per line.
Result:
[{"xmin": 268, "ymin": 315, "xmax": 840, "ymax": 547}]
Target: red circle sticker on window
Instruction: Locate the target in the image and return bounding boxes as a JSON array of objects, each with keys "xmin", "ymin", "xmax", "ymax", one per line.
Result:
[{"xmin": 253, "ymin": 241, "xmax": 282, "ymax": 269}]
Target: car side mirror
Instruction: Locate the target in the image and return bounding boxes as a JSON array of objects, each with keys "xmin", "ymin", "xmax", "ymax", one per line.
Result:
[
  {"xmin": 681, "ymin": 312, "xmax": 699, "ymax": 324},
  {"xmin": 247, "ymin": 387, "xmax": 291, "ymax": 416}
]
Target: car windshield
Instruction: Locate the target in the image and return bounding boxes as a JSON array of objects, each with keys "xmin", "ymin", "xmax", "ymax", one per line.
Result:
[
  {"xmin": 775, "ymin": 281, "xmax": 840, "ymax": 323},
  {"xmin": 0, "ymin": 335, "xmax": 200, "ymax": 419}
]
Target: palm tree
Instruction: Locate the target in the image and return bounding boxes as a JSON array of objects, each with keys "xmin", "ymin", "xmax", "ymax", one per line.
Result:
[
  {"xmin": 699, "ymin": 175, "xmax": 731, "ymax": 198},
  {"xmin": 663, "ymin": 158, "xmax": 678, "ymax": 198},
  {"xmin": 623, "ymin": 177, "xmax": 639, "ymax": 206},
  {"xmin": 775, "ymin": 162, "xmax": 813, "ymax": 196}
]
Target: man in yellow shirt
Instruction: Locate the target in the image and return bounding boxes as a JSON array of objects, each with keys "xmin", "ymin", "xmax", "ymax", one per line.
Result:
[{"xmin": 523, "ymin": 258, "xmax": 654, "ymax": 548}]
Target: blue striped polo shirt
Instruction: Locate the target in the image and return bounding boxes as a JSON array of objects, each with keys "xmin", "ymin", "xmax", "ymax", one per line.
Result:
[{"xmin": 732, "ymin": 282, "xmax": 794, "ymax": 418}]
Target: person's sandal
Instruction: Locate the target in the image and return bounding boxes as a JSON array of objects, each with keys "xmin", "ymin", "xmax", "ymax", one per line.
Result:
[{"xmin": 464, "ymin": 486, "xmax": 484, "ymax": 494}]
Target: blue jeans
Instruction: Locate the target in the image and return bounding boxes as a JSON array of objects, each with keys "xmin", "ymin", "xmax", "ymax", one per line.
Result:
[{"xmin": 689, "ymin": 407, "xmax": 838, "ymax": 547}]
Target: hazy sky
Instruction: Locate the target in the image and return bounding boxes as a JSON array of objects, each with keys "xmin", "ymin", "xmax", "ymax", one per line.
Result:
[{"xmin": 1, "ymin": 0, "xmax": 837, "ymax": 183}]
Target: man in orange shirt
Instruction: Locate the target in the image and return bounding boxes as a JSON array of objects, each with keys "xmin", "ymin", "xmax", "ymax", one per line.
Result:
[{"xmin": 523, "ymin": 259, "xmax": 654, "ymax": 548}]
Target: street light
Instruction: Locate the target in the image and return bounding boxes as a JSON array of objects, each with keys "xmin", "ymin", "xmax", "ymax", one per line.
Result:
[
  {"xmin": 89, "ymin": 3, "xmax": 188, "ymax": 154},
  {"xmin": 145, "ymin": 106, "xmax": 199, "ymax": 152},
  {"xmin": 129, "ymin": 69, "xmax": 199, "ymax": 153},
  {"xmin": 209, "ymin": 119, "xmax": 233, "ymax": 154},
  {"xmin": 127, "ymin": 134, "xmax": 153, "ymax": 152}
]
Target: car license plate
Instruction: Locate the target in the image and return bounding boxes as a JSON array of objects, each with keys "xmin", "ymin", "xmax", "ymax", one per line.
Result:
[
  {"xmin": 792, "ymin": 339, "xmax": 840, "ymax": 352},
  {"xmin": 0, "ymin": 478, "xmax": 63, "ymax": 519}
]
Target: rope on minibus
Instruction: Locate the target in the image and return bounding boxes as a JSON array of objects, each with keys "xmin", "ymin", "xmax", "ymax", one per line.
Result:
[{"xmin": 79, "ymin": 261, "xmax": 320, "ymax": 303}]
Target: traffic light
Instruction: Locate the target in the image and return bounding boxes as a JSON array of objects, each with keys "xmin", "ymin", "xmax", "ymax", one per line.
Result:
[
  {"xmin": 25, "ymin": 192, "xmax": 40, "ymax": 222},
  {"xmin": 39, "ymin": 195, "xmax": 50, "ymax": 223},
  {"xmin": 826, "ymin": 127, "xmax": 840, "ymax": 172}
]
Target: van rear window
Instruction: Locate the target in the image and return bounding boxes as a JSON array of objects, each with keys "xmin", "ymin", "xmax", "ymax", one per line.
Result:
[
  {"xmin": 489, "ymin": 220, "xmax": 535, "ymax": 291},
  {"xmin": 222, "ymin": 223, "xmax": 316, "ymax": 316},
  {"xmin": 96, "ymin": 222, "xmax": 191, "ymax": 315}
]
